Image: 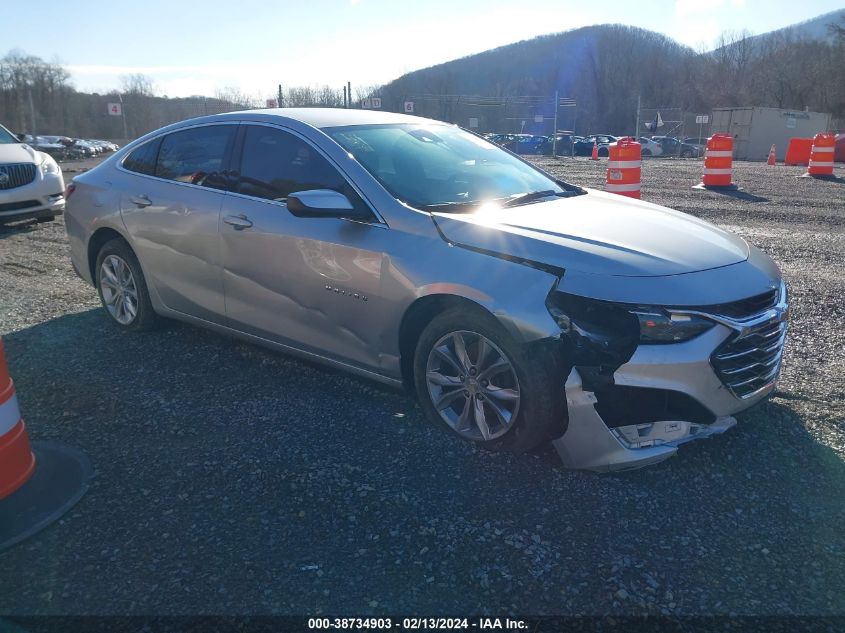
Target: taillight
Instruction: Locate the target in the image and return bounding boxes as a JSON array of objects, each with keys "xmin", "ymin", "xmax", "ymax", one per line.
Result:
[{"xmin": 64, "ymin": 183, "xmax": 76, "ymax": 200}]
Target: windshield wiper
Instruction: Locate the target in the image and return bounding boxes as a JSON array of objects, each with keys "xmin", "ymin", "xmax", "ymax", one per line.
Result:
[
  {"xmin": 502, "ymin": 189, "xmax": 568, "ymax": 208},
  {"xmin": 416, "ymin": 200, "xmax": 486, "ymax": 213}
]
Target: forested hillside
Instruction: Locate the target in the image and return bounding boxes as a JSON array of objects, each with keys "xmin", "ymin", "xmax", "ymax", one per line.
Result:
[{"xmin": 1, "ymin": 10, "xmax": 843, "ymax": 139}]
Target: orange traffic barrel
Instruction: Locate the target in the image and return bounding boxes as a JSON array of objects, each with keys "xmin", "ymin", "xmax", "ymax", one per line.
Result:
[
  {"xmin": 698, "ymin": 133, "xmax": 735, "ymax": 188},
  {"xmin": 0, "ymin": 337, "xmax": 93, "ymax": 551},
  {"xmin": 0, "ymin": 339, "xmax": 35, "ymax": 500},
  {"xmin": 606, "ymin": 137, "xmax": 641, "ymax": 199},
  {"xmin": 804, "ymin": 133, "xmax": 836, "ymax": 177},
  {"xmin": 785, "ymin": 138, "xmax": 813, "ymax": 166}
]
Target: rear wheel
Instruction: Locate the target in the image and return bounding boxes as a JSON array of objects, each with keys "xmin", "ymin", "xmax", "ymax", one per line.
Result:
[
  {"xmin": 413, "ymin": 308, "xmax": 565, "ymax": 453},
  {"xmin": 95, "ymin": 238, "xmax": 158, "ymax": 331}
]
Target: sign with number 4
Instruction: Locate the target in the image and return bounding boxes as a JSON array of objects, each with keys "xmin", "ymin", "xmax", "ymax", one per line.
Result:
[{"xmin": 108, "ymin": 103, "xmax": 122, "ymax": 116}]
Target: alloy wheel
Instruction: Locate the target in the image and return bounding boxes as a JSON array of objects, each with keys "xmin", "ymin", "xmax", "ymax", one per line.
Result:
[
  {"xmin": 425, "ymin": 330, "xmax": 521, "ymax": 442},
  {"xmin": 99, "ymin": 255, "xmax": 139, "ymax": 325}
]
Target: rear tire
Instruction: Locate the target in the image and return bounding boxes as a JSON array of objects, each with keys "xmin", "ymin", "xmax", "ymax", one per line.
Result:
[
  {"xmin": 413, "ymin": 307, "xmax": 566, "ymax": 453},
  {"xmin": 95, "ymin": 238, "xmax": 159, "ymax": 331}
]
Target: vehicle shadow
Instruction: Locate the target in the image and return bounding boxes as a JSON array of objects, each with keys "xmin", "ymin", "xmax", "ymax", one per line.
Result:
[
  {"xmin": 0, "ymin": 218, "xmax": 44, "ymax": 238},
  {"xmin": 704, "ymin": 188, "xmax": 770, "ymax": 203}
]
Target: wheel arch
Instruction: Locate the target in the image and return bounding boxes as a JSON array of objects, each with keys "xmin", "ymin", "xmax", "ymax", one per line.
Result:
[
  {"xmin": 398, "ymin": 294, "xmax": 496, "ymax": 390},
  {"xmin": 87, "ymin": 226, "xmax": 130, "ymax": 286}
]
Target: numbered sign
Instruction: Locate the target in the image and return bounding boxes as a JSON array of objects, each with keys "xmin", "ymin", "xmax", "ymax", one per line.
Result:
[
  {"xmin": 404, "ymin": 101, "xmax": 414, "ymax": 113},
  {"xmin": 371, "ymin": 97, "xmax": 382, "ymax": 109},
  {"xmin": 265, "ymin": 99, "xmax": 278, "ymax": 108},
  {"xmin": 108, "ymin": 103, "xmax": 122, "ymax": 116}
]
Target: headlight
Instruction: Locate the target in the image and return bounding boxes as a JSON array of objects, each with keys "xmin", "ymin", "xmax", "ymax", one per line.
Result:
[
  {"xmin": 633, "ymin": 310, "xmax": 714, "ymax": 343},
  {"xmin": 545, "ymin": 293, "xmax": 639, "ymax": 366},
  {"xmin": 39, "ymin": 154, "xmax": 60, "ymax": 175}
]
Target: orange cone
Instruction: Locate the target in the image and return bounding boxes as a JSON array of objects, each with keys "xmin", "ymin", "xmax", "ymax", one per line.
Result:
[
  {"xmin": 767, "ymin": 144, "xmax": 776, "ymax": 166},
  {"xmin": 0, "ymin": 337, "xmax": 92, "ymax": 551},
  {"xmin": 590, "ymin": 142, "xmax": 599, "ymax": 161},
  {"xmin": 0, "ymin": 339, "xmax": 35, "ymax": 500}
]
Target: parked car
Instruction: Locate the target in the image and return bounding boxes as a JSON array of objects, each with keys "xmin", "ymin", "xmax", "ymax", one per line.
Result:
[
  {"xmin": 540, "ymin": 133, "xmax": 579, "ymax": 156},
  {"xmin": 835, "ymin": 133, "xmax": 844, "ymax": 163},
  {"xmin": 637, "ymin": 137, "xmax": 663, "ymax": 157},
  {"xmin": 683, "ymin": 137, "xmax": 708, "ymax": 153},
  {"xmin": 65, "ymin": 109, "xmax": 788, "ymax": 472},
  {"xmin": 487, "ymin": 133, "xmax": 519, "ymax": 152},
  {"xmin": 0, "ymin": 123, "xmax": 66, "ymax": 223},
  {"xmin": 574, "ymin": 134, "xmax": 617, "ymax": 156},
  {"xmin": 69, "ymin": 139, "xmax": 98, "ymax": 158},
  {"xmin": 515, "ymin": 135, "xmax": 548, "ymax": 155},
  {"xmin": 90, "ymin": 139, "xmax": 120, "ymax": 152},
  {"xmin": 29, "ymin": 136, "xmax": 67, "ymax": 159},
  {"xmin": 652, "ymin": 136, "xmax": 702, "ymax": 158}
]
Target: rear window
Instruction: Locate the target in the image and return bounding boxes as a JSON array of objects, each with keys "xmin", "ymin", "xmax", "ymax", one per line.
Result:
[
  {"xmin": 155, "ymin": 125, "xmax": 235, "ymax": 189},
  {"xmin": 122, "ymin": 138, "xmax": 161, "ymax": 176}
]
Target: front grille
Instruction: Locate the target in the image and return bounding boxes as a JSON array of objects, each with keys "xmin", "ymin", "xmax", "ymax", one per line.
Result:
[
  {"xmin": 0, "ymin": 163, "xmax": 37, "ymax": 190},
  {"xmin": 0, "ymin": 200, "xmax": 40, "ymax": 212},
  {"xmin": 694, "ymin": 289, "xmax": 779, "ymax": 320},
  {"xmin": 711, "ymin": 318, "xmax": 787, "ymax": 398}
]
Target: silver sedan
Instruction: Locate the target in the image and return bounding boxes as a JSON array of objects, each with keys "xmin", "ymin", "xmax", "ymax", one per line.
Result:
[{"xmin": 64, "ymin": 109, "xmax": 787, "ymax": 471}]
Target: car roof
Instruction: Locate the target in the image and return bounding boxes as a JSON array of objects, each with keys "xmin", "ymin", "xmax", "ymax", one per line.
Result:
[{"xmin": 215, "ymin": 107, "xmax": 440, "ymax": 130}]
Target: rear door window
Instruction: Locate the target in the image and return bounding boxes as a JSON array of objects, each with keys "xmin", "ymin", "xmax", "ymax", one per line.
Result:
[
  {"xmin": 123, "ymin": 138, "xmax": 161, "ymax": 176},
  {"xmin": 235, "ymin": 125, "xmax": 348, "ymax": 202},
  {"xmin": 155, "ymin": 125, "xmax": 236, "ymax": 190}
]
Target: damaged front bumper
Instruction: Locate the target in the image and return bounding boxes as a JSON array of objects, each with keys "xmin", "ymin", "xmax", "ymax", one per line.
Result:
[
  {"xmin": 549, "ymin": 282, "xmax": 788, "ymax": 472},
  {"xmin": 553, "ymin": 367, "xmax": 738, "ymax": 472}
]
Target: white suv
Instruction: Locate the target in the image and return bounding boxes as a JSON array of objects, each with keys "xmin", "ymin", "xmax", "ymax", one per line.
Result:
[{"xmin": 0, "ymin": 123, "xmax": 66, "ymax": 224}]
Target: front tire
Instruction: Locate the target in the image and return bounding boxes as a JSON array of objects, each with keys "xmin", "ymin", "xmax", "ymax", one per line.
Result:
[
  {"xmin": 413, "ymin": 307, "xmax": 566, "ymax": 453},
  {"xmin": 95, "ymin": 238, "xmax": 158, "ymax": 331}
]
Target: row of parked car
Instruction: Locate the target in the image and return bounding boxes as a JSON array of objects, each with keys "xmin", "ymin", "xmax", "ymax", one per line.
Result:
[
  {"xmin": 483, "ymin": 132, "xmax": 707, "ymax": 158},
  {"xmin": 21, "ymin": 135, "xmax": 120, "ymax": 160}
]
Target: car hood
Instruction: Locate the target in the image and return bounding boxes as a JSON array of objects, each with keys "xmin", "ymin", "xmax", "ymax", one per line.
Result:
[
  {"xmin": 431, "ymin": 188, "xmax": 749, "ymax": 277},
  {"xmin": 0, "ymin": 143, "xmax": 39, "ymax": 165}
]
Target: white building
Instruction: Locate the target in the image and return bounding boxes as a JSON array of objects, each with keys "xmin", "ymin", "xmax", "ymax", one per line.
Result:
[{"xmin": 710, "ymin": 107, "xmax": 832, "ymax": 161}]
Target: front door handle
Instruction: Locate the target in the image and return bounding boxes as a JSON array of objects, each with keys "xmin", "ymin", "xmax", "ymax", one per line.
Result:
[
  {"xmin": 129, "ymin": 194, "xmax": 152, "ymax": 208},
  {"xmin": 223, "ymin": 214, "xmax": 253, "ymax": 230}
]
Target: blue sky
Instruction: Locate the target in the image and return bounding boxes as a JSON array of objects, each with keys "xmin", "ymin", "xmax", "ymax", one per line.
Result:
[{"xmin": 2, "ymin": 0, "xmax": 842, "ymax": 99}]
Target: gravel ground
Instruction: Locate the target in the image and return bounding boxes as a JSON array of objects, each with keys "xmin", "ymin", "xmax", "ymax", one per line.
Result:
[{"xmin": 0, "ymin": 157, "xmax": 843, "ymax": 617}]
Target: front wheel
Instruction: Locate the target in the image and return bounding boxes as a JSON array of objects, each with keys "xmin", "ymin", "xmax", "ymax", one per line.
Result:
[
  {"xmin": 413, "ymin": 308, "xmax": 565, "ymax": 453},
  {"xmin": 95, "ymin": 238, "xmax": 159, "ymax": 331}
]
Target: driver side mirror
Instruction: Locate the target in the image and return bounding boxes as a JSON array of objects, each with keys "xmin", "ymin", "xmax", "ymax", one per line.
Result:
[
  {"xmin": 287, "ymin": 189, "xmax": 373, "ymax": 221},
  {"xmin": 16, "ymin": 133, "xmax": 26, "ymax": 142}
]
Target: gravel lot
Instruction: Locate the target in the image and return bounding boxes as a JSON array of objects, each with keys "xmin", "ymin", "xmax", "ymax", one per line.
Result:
[{"xmin": 0, "ymin": 156, "xmax": 843, "ymax": 618}]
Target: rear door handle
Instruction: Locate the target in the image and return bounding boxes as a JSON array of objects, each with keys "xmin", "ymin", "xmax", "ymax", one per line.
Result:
[
  {"xmin": 129, "ymin": 194, "xmax": 152, "ymax": 208},
  {"xmin": 223, "ymin": 214, "xmax": 253, "ymax": 230}
]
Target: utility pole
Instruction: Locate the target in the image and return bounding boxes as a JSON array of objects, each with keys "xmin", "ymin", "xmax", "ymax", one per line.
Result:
[
  {"xmin": 343, "ymin": 86, "xmax": 347, "ymax": 109},
  {"xmin": 278, "ymin": 84, "xmax": 283, "ymax": 108},
  {"xmin": 347, "ymin": 81, "xmax": 352, "ymax": 108},
  {"xmin": 118, "ymin": 92, "xmax": 128, "ymax": 141},
  {"xmin": 27, "ymin": 87, "xmax": 36, "ymax": 136},
  {"xmin": 552, "ymin": 91, "xmax": 559, "ymax": 158},
  {"xmin": 635, "ymin": 94, "xmax": 641, "ymax": 139}
]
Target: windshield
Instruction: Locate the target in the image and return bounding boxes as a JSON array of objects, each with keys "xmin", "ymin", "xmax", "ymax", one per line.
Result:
[
  {"xmin": 0, "ymin": 125, "xmax": 19, "ymax": 145},
  {"xmin": 327, "ymin": 123, "xmax": 568, "ymax": 210}
]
